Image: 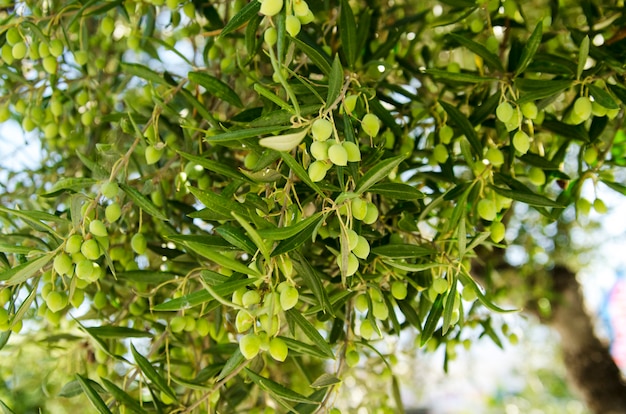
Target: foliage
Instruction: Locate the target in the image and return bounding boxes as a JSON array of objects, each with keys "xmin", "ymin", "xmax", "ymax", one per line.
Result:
[{"xmin": 0, "ymin": 0, "xmax": 625, "ymax": 412}]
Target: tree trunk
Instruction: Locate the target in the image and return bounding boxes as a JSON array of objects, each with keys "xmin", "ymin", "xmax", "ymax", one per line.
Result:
[{"xmin": 548, "ymin": 266, "xmax": 626, "ymax": 414}]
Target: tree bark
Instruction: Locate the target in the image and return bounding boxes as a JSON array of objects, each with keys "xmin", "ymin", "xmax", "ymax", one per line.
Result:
[{"xmin": 547, "ymin": 266, "xmax": 626, "ymax": 414}]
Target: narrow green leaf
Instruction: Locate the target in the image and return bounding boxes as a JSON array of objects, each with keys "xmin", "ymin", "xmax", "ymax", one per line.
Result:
[
  {"xmin": 0, "ymin": 399, "xmax": 15, "ymax": 414},
  {"xmin": 442, "ymin": 280, "xmax": 458, "ymax": 335},
  {"xmin": 232, "ymin": 212, "xmax": 271, "ymax": 261},
  {"xmin": 368, "ymin": 183, "xmax": 424, "ymax": 200},
  {"xmin": 458, "ymin": 271, "xmax": 517, "ymax": 313},
  {"xmin": 85, "ymin": 326, "xmax": 153, "ymax": 339},
  {"xmin": 278, "ymin": 336, "xmax": 330, "ymax": 359},
  {"xmin": 339, "ymin": 0, "xmax": 358, "ymax": 67},
  {"xmin": 371, "ymin": 244, "xmax": 434, "ymax": 258},
  {"xmin": 421, "ymin": 294, "xmax": 444, "ymax": 346},
  {"xmin": 188, "ymin": 71, "xmax": 243, "ymax": 108},
  {"xmin": 258, "ymin": 213, "xmax": 324, "ymax": 240},
  {"xmin": 254, "ymin": 83, "xmax": 293, "ymax": 112},
  {"xmin": 490, "ymin": 185, "xmax": 564, "ymax": 208},
  {"xmin": 519, "ymin": 153, "xmax": 562, "ymax": 170},
  {"xmin": 292, "ymin": 36, "xmax": 332, "ymax": 76},
  {"xmin": 220, "ymin": 0, "xmax": 261, "ymax": 37},
  {"xmin": 167, "ymin": 234, "xmax": 236, "ymax": 250},
  {"xmin": 245, "ymin": 368, "xmax": 319, "ymax": 404},
  {"xmin": 0, "ymin": 205, "xmax": 67, "ymax": 235},
  {"xmin": 0, "ymin": 254, "xmax": 52, "ymax": 285},
  {"xmin": 588, "ymin": 84, "xmax": 619, "ymax": 110},
  {"xmin": 515, "ymin": 20, "xmax": 543, "ymax": 77},
  {"xmin": 215, "ymin": 225, "xmax": 257, "ymax": 255},
  {"xmin": 185, "ymin": 241, "xmax": 260, "ymax": 276},
  {"xmin": 41, "ymin": 177, "xmax": 99, "ymax": 197},
  {"xmin": 355, "ymin": 155, "xmax": 405, "ymax": 195},
  {"xmin": 457, "ymin": 217, "xmax": 466, "ymax": 258},
  {"xmin": 326, "ymin": 56, "xmax": 344, "ymax": 110},
  {"xmin": 117, "ymin": 270, "xmax": 179, "ymax": 283},
  {"xmin": 439, "ymin": 101, "xmax": 482, "ymax": 158},
  {"xmin": 217, "ymin": 348, "xmax": 247, "ymax": 381},
  {"xmin": 119, "ymin": 184, "xmax": 167, "ymax": 221},
  {"xmin": 121, "ymin": 62, "xmax": 167, "ymax": 85},
  {"xmin": 271, "ymin": 218, "xmax": 320, "ymax": 257},
  {"xmin": 280, "ymin": 152, "xmax": 326, "ymax": 198},
  {"xmin": 291, "ymin": 251, "xmax": 334, "ymax": 316},
  {"xmin": 447, "ymin": 33, "xmax": 503, "ymax": 72},
  {"xmin": 259, "ymin": 129, "xmax": 308, "ymax": 152},
  {"xmin": 75, "ymin": 375, "xmax": 112, "ymax": 414},
  {"xmin": 153, "ymin": 278, "xmax": 252, "ymax": 311},
  {"xmin": 178, "ymin": 88, "xmax": 217, "ymax": 126},
  {"xmin": 601, "ymin": 179, "xmax": 626, "ymax": 195},
  {"xmin": 178, "ymin": 151, "xmax": 252, "ymax": 183},
  {"xmin": 188, "ymin": 186, "xmax": 250, "ymax": 221},
  {"xmin": 516, "ymin": 79, "xmax": 573, "ymax": 103},
  {"xmin": 577, "ymin": 35, "xmax": 589, "ymax": 80},
  {"xmin": 206, "ymin": 125, "xmax": 291, "ymax": 143},
  {"xmin": 100, "ymin": 378, "xmax": 147, "ymax": 414},
  {"xmin": 310, "ymin": 373, "xmax": 342, "ymax": 388},
  {"xmin": 426, "ymin": 69, "xmax": 497, "ymax": 83},
  {"xmin": 130, "ymin": 344, "xmax": 177, "ymax": 402},
  {"xmin": 383, "ymin": 260, "xmax": 446, "ymax": 272},
  {"xmin": 285, "ymin": 309, "xmax": 334, "ymax": 359}
]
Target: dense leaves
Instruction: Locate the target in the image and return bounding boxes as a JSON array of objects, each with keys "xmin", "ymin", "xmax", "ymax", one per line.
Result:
[{"xmin": 0, "ymin": 0, "xmax": 625, "ymax": 412}]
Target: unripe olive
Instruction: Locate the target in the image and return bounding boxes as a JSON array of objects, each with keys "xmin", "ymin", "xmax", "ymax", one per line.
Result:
[
  {"xmin": 234, "ymin": 310, "xmax": 251, "ymax": 332},
  {"xmin": 5, "ymin": 28, "xmax": 21, "ymax": 46},
  {"xmin": 328, "ymin": 143, "xmax": 348, "ymax": 166},
  {"xmin": 286, "ymin": 15, "xmax": 301, "ymax": 37},
  {"xmin": 496, "ymin": 101, "xmax": 514, "ymax": 123},
  {"xmin": 101, "ymin": 181, "xmax": 119, "ymax": 199},
  {"xmin": 293, "ymin": 0, "xmax": 310, "ymax": 16},
  {"xmin": 269, "ymin": 337, "xmax": 288, "ymax": 361},
  {"xmin": 259, "ymin": 0, "xmax": 283, "ymax": 16},
  {"xmin": 433, "ymin": 144, "xmax": 448, "ymax": 163},
  {"xmin": 0, "ymin": 308, "xmax": 8, "ymax": 327},
  {"xmin": 310, "ymin": 140, "xmax": 329, "ymax": 160},
  {"xmin": 232, "ymin": 287, "xmax": 247, "ymax": 306},
  {"xmin": 74, "ymin": 50, "xmax": 88, "ymax": 66},
  {"xmin": 362, "ymin": 202, "xmax": 379, "ymax": 225},
  {"xmin": 346, "ymin": 350, "xmax": 360, "ymax": 367},
  {"xmin": 264, "ymin": 27, "xmax": 277, "ymax": 47},
  {"xmin": 242, "ymin": 290, "xmax": 261, "ymax": 307},
  {"xmin": 259, "ymin": 314, "xmax": 280, "ymax": 336},
  {"xmin": 170, "ymin": 315, "xmax": 186, "ymax": 333},
  {"xmin": 70, "ymin": 289, "xmax": 85, "ymax": 308},
  {"xmin": 520, "ymin": 101, "xmax": 538, "ymax": 119},
  {"xmin": 432, "ymin": 278, "xmax": 448, "ymax": 294},
  {"xmin": 183, "ymin": 315, "xmax": 197, "ymax": 332},
  {"xmin": 131, "ymin": 233, "xmax": 147, "ymax": 255},
  {"xmin": 42, "ymin": 56, "xmax": 58, "ymax": 74},
  {"xmin": 359, "ymin": 319, "xmax": 376, "ymax": 340},
  {"xmin": 352, "ymin": 236, "xmax": 370, "ymax": 259},
  {"xmin": 343, "ymin": 94, "xmax": 358, "ymax": 114},
  {"xmin": 89, "ymin": 220, "xmax": 108, "ymax": 237},
  {"xmin": 477, "ymin": 198, "xmax": 497, "ymax": 221},
  {"xmin": 196, "ymin": 318, "xmax": 210, "ymax": 336},
  {"xmin": 101, "ymin": 16, "xmax": 115, "ymax": 36},
  {"xmin": 346, "ymin": 229, "xmax": 359, "ymax": 251},
  {"xmin": 528, "ymin": 167, "xmax": 546, "ymax": 186},
  {"xmin": 75, "ymin": 259, "xmax": 95, "ymax": 281},
  {"xmin": 583, "ymin": 147, "xmax": 598, "ymax": 165},
  {"xmin": 470, "ymin": 18, "xmax": 484, "ymax": 33},
  {"xmin": 308, "ymin": 160, "xmax": 330, "ymax": 182},
  {"xmin": 343, "ymin": 141, "xmax": 361, "ymax": 162},
  {"xmin": 93, "ymin": 291, "xmax": 107, "ymax": 310},
  {"xmin": 439, "ymin": 125, "xmax": 454, "ymax": 144},
  {"xmin": 11, "ymin": 42, "xmax": 27, "ymax": 60},
  {"xmin": 372, "ymin": 300, "xmax": 389, "ymax": 320},
  {"xmin": 81, "ymin": 239, "xmax": 102, "ymax": 260},
  {"xmin": 361, "ymin": 113, "xmax": 381, "ymax": 137},
  {"xmin": 336, "ymin": 253, "xmax": 359, "ymax": 276},
  {"xmin": 485, "ymin": 147, "xmax": 504, "ymax": 167},
  {"xmin": 145, "ymin": 145, "xmax": 164, "ymax": 165},
  {"xmin": 576, "ymin": 197, "xmax": 592, "ymax": 216},
  {"xmin": 593, "ymin": 198, "xmax": 607, "ymax": 214},
  {"xmin": 53, "ymin": 253, "xmax": 74, "ymax": 276},
  {"xmin": 574, "ymin": 96, "xmax": 592, "ymax": 121},
  {"xmin": 239, "ymin": 333, "xmax": 262, "ymax": 360},
  {"xmin": 105, "ymin": 203, "xmax": 122, "ymax": 223},
  {"xmin": 279, "ymin": 286, "xmax": 299, "ymax": 311},
  {"xmin": 512, "ymin": 130, "xmax": 530, "ymax": 154},
  {"xmin": 49, "ymin": 39, "xmax": 64, "ymax": 57},
  {"xmin": 391, "ymin": 281, "xmax": 407, "ymax": 300},
  {"xmin": 46, "ymin": 291, "xmax": 68, "ymax": 313},
  {"xmin": 490, "ymin": 221, "xmax": 506, "ymax": 243},
  {"xmin": 354, "ymin": 294, "xmax": 369, "ymax": 312}
]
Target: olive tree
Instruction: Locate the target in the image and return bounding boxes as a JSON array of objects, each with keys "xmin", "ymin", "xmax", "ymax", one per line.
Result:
[{"xmin": 1, "ymin": 0, "xmax": 626, "ymax": 412}]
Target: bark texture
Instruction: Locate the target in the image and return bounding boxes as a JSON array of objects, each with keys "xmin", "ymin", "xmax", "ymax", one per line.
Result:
[{"xmin": 548, "ymin": 266, "xmax": 626, "ymax": 414}]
